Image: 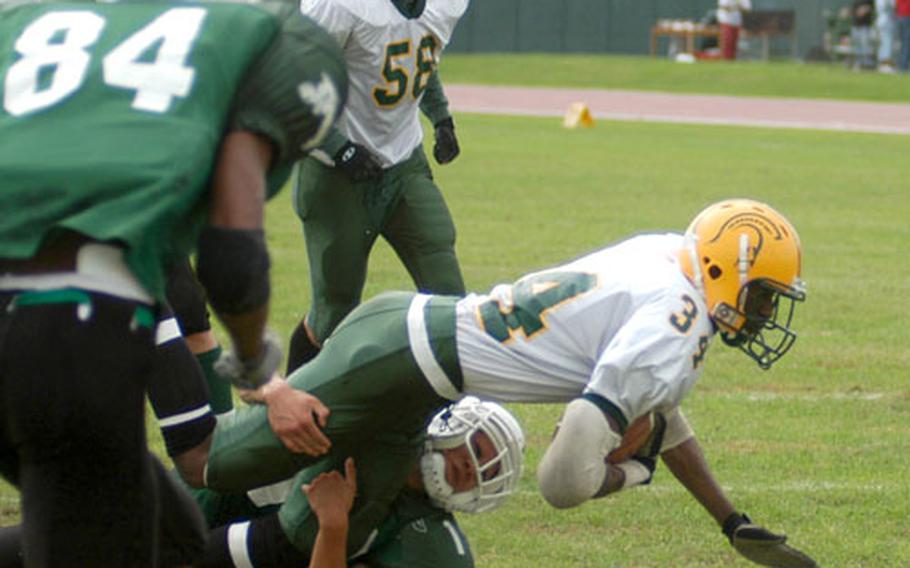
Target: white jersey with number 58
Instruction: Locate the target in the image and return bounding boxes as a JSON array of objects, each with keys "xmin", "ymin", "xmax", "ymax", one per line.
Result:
[
  {"xmin": 455, "ymin": 233, "xmax": 715, "ymax": 423},
  {"xmin": 300, "ymin": 0, "xmax": 469, "ymax": 166}
]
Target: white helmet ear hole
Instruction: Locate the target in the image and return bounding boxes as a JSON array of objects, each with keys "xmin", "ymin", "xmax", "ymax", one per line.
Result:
[{"xmin": 420, "ymin": 451, "xmax": 454, "ymax": 508}]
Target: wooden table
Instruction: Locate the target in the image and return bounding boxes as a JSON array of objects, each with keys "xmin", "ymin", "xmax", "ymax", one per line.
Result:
[{"xmin": 650, "ymin": 24, "xmax": 721, "ymax": 57}]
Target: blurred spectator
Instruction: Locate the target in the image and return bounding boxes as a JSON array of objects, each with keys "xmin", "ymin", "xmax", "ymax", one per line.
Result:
[
  {"xmin": 699, "ymin": 9, "xmax": 721, "ymax": 53},
  {"xmin": 898, "ymin": 0, "xmax": 910, "ymax": 71},
  {"xmin": 717, "ymin": 0, "xmax": 752, "ymax": 60},
  {"xmin": 876, "ymin": 0, "xmax": 896, "ymax": 72},
  {"xmin": 851, "ymin": 0, "xmax": 876, "ymax": 69},
  {"xmin": 825, "ymin": 6, "xmax": 855, "ymax": 57}
]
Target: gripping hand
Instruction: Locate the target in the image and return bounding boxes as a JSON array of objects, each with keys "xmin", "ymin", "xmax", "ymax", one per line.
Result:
[
  {"xmin": 432, "ymin": 117, "xmax": 460, "ymax": 165},
  {"xmin": 214, "ymin": 332, "xmax": 283, "ymax": 391},
  {"xmin": 629, "ymin": 411, "xmax": 667, "ymax": 480},
  {"xmin": 723, "ymin": 513, "xmax": 819, "ymax": 568},
  {"xmin": 334, "ymin": 141, "xmax": 382, "ymax": 182}
]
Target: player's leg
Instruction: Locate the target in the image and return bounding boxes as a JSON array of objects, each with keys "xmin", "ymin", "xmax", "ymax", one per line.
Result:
[
  {"xmin": 538, "ymin": 396, "xmax": 624, "ymax": 509},
  {"xmin": 201, "ymin": 458, "xmax": 338, "ymax": 566},
  {"xmin": 0, "ymin": 525, "xmax": 22, "ymax": 566},
  {"xmin": 286, "ymin": 318, "xmax": 322, "ymax": 375},
  {"xmin": 383, "ymin": 147, "xmax": 466, "ymax": 296},
  {"xmin": 0, "ymin": 292, "xmax": 158, "ymax": 565},
  {"xmin": 204, "ymin": 293, "xmax": 448, "ymax": 493},
  {"xmin": 0, "ymin": 455, "xmax": 209, "ymax": 567},
  {"xmin": 149, "ymin": 454, "xmax": 209, "ymax": 567},
  {"xmin": 149, "ymin": 303, "xmax": 217, "ymax": 486},
  {"xmin": 0, "ymin": 391, "xmax": 21, "ymax": 568},
  {"xmin": 288, "ymin": 157, "xmax": 377, "ymax": 373},
  {"xmin": 202, "ymin": 512, "xmax": 309, "ymax": 567},
  {"xmin": 720, "ymin": 23, "xmax": 738, "ymax": 60},
  {"xmin": 165, "ymin": 257, "xmax": 233, "ymax": 416}
]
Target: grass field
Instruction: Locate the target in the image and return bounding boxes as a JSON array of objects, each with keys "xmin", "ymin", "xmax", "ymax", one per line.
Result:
[
  {"xmin": 276, "ymin": 111, "xmax": 907, "ymax": 565},
  {"xmin": 440, "ymin": 53, "xmax": 910, "ymax": 103},
  {"xmin": 3, "ymin": 55, "xmax": 909, "ymax": 565}
]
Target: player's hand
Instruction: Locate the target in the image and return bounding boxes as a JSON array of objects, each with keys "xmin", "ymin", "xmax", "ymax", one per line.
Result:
[
  {"xmin": 629, "ymin": 411, "xmax": 666, "ymax": 478},
  {"xmin": 723, "ymin": 513, "xmax": 819, "ymax": 567},
  {"xmin": 334, "ymin": 141, "xmax": 382, "ymax": 182},
  {"xmin": 432, "ymin": 117, "xmax": 460, "ymax": 165},
  {"xmin": 303, "ymin": 458, "xmax": 357, "ymax": 529},
  {"xmin": 261, "ymin": 376, "xmax": 331, "ymax": 456}
]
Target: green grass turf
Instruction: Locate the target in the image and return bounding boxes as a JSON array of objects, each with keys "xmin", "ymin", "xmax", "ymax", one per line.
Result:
[
  {"xmin": 436, "ymin": 115, "xmax": 909, "ymax": 566},
  {"xmin": 273, "ymin": 114, "xmax": 906, "ymax": 565},
  {"xmin": 2, "ymin": 84, "xmax": 908, "ymax": 565},
  {"xmin": 440, "ymin": 53, "xmax": 910, "ymax": 103}
]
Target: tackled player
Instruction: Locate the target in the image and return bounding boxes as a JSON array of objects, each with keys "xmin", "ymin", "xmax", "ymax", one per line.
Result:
[{"xmin": 199, "ymin": 198, "xmax": 818, "ymax": 567}]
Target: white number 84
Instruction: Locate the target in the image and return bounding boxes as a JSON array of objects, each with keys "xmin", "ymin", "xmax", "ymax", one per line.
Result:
[{"xmin": 4, "ymin": 7, "xmax": 205, "ymax": 117}]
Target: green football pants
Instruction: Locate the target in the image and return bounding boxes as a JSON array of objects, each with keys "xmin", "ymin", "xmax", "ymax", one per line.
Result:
[
  {"xmin": 294, "ymin": 146, "xmax": 465, "ymax": 342},
  {"xmin": 204, "ymin": 292, "xmax": 457, "ymax": 493}
]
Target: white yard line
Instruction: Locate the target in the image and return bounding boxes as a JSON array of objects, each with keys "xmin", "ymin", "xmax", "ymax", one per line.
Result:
[
  {"xmin": 516, "ymin": 479, "xmax": 896, "ymax": 500},
  {"xmin": 703, "ymin": 391, "xmax": 889, "ymax": 402}
]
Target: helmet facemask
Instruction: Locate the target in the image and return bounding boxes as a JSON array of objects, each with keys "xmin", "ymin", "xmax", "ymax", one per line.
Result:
[
  {"xmin": 719, "ymin": 278, "xmax": 806, "ymax": 369},
  {"xmin": 420, "ymin": 397, "xmax": 524, "ymax": 514}
]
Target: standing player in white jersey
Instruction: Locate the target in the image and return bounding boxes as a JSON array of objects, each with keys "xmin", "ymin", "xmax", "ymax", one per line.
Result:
[
  {"xmin": 203, "ymin": 199, "xmax": 817, "ymax": 566},
  {"xmin": 286, "ymin": 0, "xmax": 470, "ymax": 373}
]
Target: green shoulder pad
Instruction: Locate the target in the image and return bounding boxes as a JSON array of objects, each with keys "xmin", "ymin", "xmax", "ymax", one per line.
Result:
[{"xmin": 229, "ymin": 8, "xmax": 348, "ymax": 167}]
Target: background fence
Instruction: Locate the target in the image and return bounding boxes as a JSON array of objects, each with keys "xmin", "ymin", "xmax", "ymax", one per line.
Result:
[{"xmin": 447, "ymin": 0, "xmax": 850, "ymax": 59}]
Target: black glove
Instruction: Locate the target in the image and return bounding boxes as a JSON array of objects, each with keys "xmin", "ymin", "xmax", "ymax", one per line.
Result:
[
  {"xmin": 722, "ymin": 513, "xmax": 819, "ymax": 568},
  {"xmin": 432, "ymin": 117, "xmax": 460, "ymax": 165},
  {"xmin": 334, "ymin": 141, "xmax": 382, "ymax": 182},
  {"xmin": 629, "ymin": 411, "xmax": 667, "ymax": 483}
]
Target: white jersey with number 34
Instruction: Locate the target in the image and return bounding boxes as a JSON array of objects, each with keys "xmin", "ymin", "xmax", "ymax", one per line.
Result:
[
  {"xmin": 300, "ymin": 0, "xmax": 469, "ymax": 166},
  {"xmin": 455, "ymin": 233, "xmax": 715, "ymax": 423}
]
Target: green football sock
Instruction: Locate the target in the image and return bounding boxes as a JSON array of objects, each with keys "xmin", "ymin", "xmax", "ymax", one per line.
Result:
[{"xmin": 197, "ymin": 345, "xmax": 233, "ymax": 415}]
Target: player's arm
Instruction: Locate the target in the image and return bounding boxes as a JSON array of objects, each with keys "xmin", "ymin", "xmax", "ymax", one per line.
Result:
[
  {"xmin": 199, "ymin": 130, "xmax": 274, "ymax": 367},
  {"xmin": 303, "ymin": 458, "xmax": 357, "ymax": 568},
  {"xmin": 662, "ymin": 431, "xmax": 818, "ymax": 567},
  {"xmin": 418, "ymin": 70, "xmax": 450, "ymax": 125},
  {"xmin": 197, "ymin": 7, "xmax": 346, "ymax": 392},
  {"xmin": 199, "ymin": 140, "xmax": 330, "ymax": 454},
  {"xmin": 298, "ymin": 0, "xmax": 381, "ymax": 181},
  {"xmin": 662, "ymin": 435, "xmax": 736, "ymax": 524},
  {"xmin": 196, "ymin": 130, "xmax": 287, "ymax": 392},
  {"xmin": 419, "ymin": 71, "xmax": 460, "ymax": 165}
]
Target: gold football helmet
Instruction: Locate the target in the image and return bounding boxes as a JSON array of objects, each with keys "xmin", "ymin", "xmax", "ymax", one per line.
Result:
[{"xmin": 678, "ymin": 199, "xmax": 806, "ymax": 369}]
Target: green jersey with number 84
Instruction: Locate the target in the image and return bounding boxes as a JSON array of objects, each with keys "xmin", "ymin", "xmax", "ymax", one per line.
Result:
[{"xmin": 0, "ymin": 0, "xmax": 346, "ymax": 298}]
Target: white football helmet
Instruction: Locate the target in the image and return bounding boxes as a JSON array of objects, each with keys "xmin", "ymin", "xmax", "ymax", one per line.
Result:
[{"xmin": 420, "ymin": 397, "xmax": 525, "ymax": 514}]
